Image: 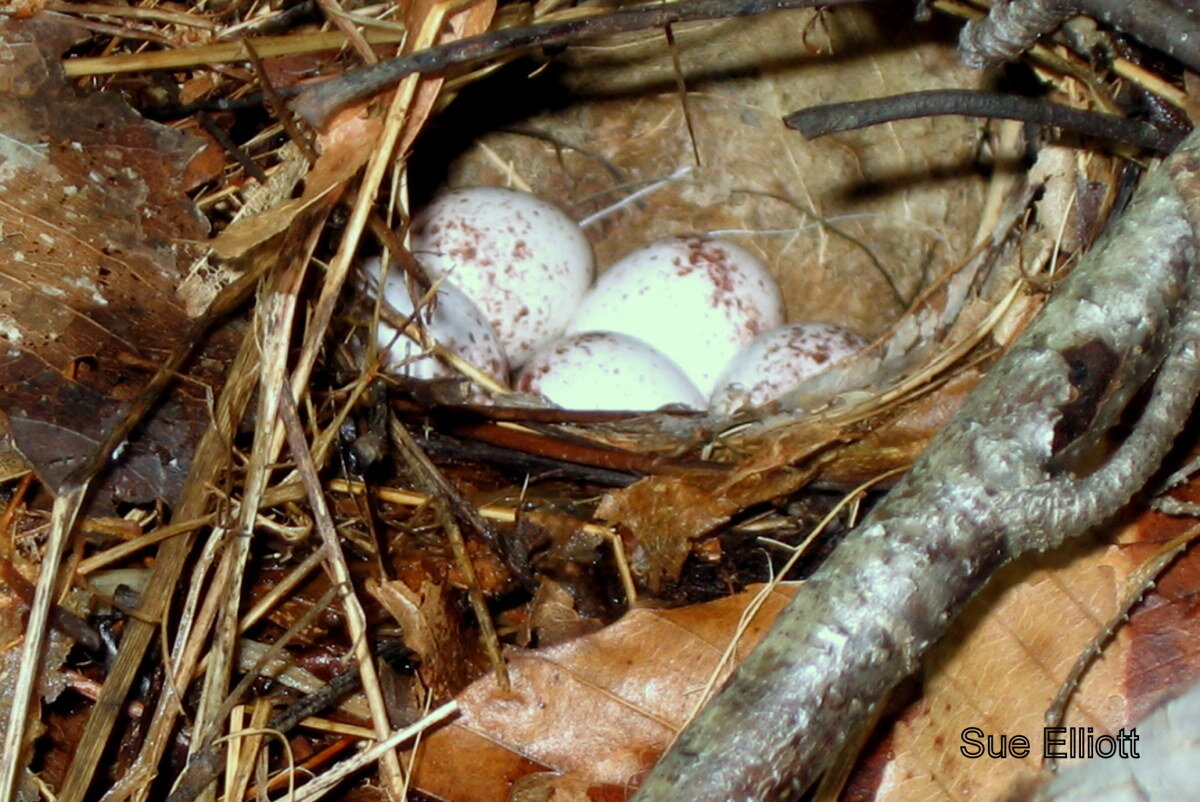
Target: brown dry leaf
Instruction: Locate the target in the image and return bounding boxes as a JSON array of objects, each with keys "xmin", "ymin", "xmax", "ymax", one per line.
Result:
[
  {"xmin": 525, "ymin": 578, "xmax": 602, "ymax": 647},
  {"xmin": 396, "ymin": 0, "xmax": 497, "ymax": 156},
  {"xmin": 596, "ymin": 438, "xmax": 829, "ymax": 590},
  {"xmin": 407, "ymin": 584, "xmax": 798, "ymax": 801},
  {"xmin": 210, "ymin": 111, "xmax": 383, "ymax": 259},
  {"xmin": 851, "ymin": 480, "xmax": 1200, "ymax": 801},
  {"xmin": 0, "ymin": 16, "xmax": 219, "ymax": 506},
  {"xmin": 1121, "ymin": 496, "xmax": 1200, "ymax": 722},
  {"xmin": 370, "ymin": 576, "xmax": 483, "ymax": 701}
]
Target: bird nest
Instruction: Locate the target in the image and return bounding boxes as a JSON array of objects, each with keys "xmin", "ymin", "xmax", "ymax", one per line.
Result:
[{"xmin": 0, "ymin": 0, "xmax": 1188, "ymax": 800}]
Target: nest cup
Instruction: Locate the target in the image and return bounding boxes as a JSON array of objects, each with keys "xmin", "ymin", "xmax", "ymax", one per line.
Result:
[{"xmin": 404, "ymin": 5, "xmax": 1110, "ymax": 463}]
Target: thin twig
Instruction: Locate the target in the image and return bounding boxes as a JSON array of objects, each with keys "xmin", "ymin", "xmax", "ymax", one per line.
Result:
[
  {"xmin": 290, "ymin": 701, "xmax": 459, "ymax": 802},
  {"xmin": 197, "ymin": 113, "xmax": 269, "ymax": 184},
  {"xmin": 415, "ymin": 430, "xmax": 638, "ymax": 486},
  {"xmin": 242, "ymin": 40, "xmax": 318, "ymax": 163},
  {"xmin": 0, "ymin": 558, "xmax": 101, "ymax": 652},
  {"xmin": 276, "ymin": 385, "xmax": 408, "ymax": 797},
  {"xmin": 1042, "ymin": 520, "xmax": 1200, "ymax": 757},
  {"xmin": 786, "ymin": 89, "xmax": 1182, "ymax": 153},
  {"xmin": 290, "ymin": 0, "xmax": 869, "ymax": 126},
  {"xmin": 388, "ymin": 417, "xmax": 511, "ymax": 689}
]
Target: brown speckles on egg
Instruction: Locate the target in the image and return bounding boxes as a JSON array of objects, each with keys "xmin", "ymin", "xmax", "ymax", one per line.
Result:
[
  {"xmin": 710, "ymin": 322, "xmax": 868, "ymax": 414},
  {"xmin": 568, "ymin": 235, "xmax": 784, "ymax": 395},
  {"xmin": 410, "ymin": 187, "xmax": 594, "ymax": 365}
]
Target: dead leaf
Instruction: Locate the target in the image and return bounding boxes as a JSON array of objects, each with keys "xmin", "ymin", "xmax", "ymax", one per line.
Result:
[
  {"xmin": 408, "ymin": 584, "xmax": 797, "ymax": 801},
  {"xmin": 596, "ymin": 457, "xmax": 820, "ymax": 591},
  {"xmin": 371, "ymin": 575, "xmax": 484, "ymax": 701},
  {"xmin": 525, "ymin": 578, "xmax": 601, "ymax": 648},
  {"xmin": 0, "ymin": 16, "xmax": 220, "ymax": 506},
  {"xmin": 851, "ymin": 475, "xmax": 1200, "ymax": 801},
  {"xmin": 209, "ymin": 111, "xmax": 382, "ymax": 259}
]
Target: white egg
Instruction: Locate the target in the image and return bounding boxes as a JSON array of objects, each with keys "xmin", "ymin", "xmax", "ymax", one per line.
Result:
[
  {"xmin": 515, "ymin": 331, "xmax": 706, "ymax": 411},
  {"xmin": 710, "ymin": 322, "xmax": 868, "ymax": 413},
  {"xmin": 410, "ymin": 187, "xmax": 594, "ymax": 366},
  {"xmin": 567, "ymin": 236, "xmax": 785, "ymax": 396},
  {"xmin": 365, "ymin": 257, "xmax": 509, "ymax": 385}
]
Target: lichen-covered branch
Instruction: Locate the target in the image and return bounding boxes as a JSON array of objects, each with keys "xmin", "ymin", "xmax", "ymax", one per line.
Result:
[
  {"xmin": 959, "ymin": 0, "xmax": 1200, "ymax": 72},
  {"xmin": 631, "ymin": 131, "xmax": 1200, "ymax": 801}
]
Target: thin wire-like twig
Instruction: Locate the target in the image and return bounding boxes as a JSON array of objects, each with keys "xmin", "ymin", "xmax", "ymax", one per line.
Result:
[
  {"xmin": 786, "ymin": 89, "xmax": 1182, "ymax": 153},
  {"xmin": 290, "ymin": 0, "xmax": 869, "ymax": 125},
  {"xmin": 1043, "ymin": 520, "xmax": 1200, "ymax": 761}
]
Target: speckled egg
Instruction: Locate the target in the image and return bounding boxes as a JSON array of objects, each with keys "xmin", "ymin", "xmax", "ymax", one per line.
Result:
[
  {"xmin": 567, "ymin": 236, "xmax": 785, "ymax": 396},
  {"xmin": 409, "ymin": 187, "xmax": 593, "ymax": 365},
  {"xmin": 710, "ymin": 322, "xmax": 868, "ymax": 413},
  {"xmin": 515, "ymin": 331, "xmax": 706, "ymax": 411},
  {"xmin": 366, "ymin": 257, "xmax": 509, "ymax": 385}
]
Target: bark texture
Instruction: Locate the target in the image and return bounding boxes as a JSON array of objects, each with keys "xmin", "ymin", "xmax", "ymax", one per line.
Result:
[
  {"xmin": 959, "ymin": 0, "xmax": 1200, "ymax": 72},
  {"xmin": 631, "ymin": 132, "xmax": 1200, "ymax": 801}
]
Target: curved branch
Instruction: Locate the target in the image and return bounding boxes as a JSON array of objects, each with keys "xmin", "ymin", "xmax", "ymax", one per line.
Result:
[{"xmin": 632, "ymin": 130, "xmax": 1200, "ymax": 801}]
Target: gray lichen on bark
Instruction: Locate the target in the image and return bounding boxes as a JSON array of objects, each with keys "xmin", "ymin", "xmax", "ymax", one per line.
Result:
[
  {"xmin": 959, "ymin": 0, "xmax": 1200, "ymax": 73},
  {"xmin": 632, "ymin": 132, "xmax": 1200, "ymax": 800}
]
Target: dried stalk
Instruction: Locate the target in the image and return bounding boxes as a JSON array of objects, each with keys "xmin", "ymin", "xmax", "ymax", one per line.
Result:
[
  {"xmin": 632, "ymin": 129, "xmax": 1200, "ymax": 800},
  {"xmin": 182, "ymin": 255, "xmax": 308, "ymax": 802},
  {"xmin": 276, "ymin": 386, "xmax": 409, "ymax": 798},
  {"xmin": 61, "ymin": 27, "xmax": 406, "ymax": 76},
  {"xmin": 290, "ymin": 701, "xmax": 459, "ymax": 802},
  {"xmin": 163, "ymin": 584, "xmax": 338, "ymax": 802},
  {"xmin": 74, "ymin": 338, "xmax": 259, "ymax": 802},
  {"xmin": 0, "ymin": 486, "xmax": 86, "ymax": 802},
  {"xmin": 388, "ymin": 418, "xmax": 511, "ymax": 689},
  {"xmin": 85, "ymin": 235, "xmax": 310, "ymax": 802},
  {"xmin": 23, "ymin": 250, "xmax": 271, "ymax": 802}
]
